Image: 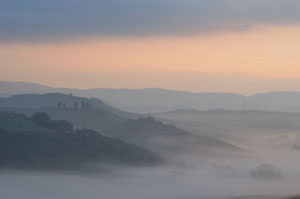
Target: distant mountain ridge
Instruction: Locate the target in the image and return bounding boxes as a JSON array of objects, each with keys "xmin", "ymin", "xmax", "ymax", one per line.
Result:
[
  {"xmin": 0, "ymin": 81, "xmax": 54, "ymax": 96},
  {"xmin": 2, "ymin": 81, "xmax": 300, "ymax": 113}
]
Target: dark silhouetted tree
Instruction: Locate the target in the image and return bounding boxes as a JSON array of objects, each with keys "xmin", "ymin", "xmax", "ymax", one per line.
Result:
[
  {"xmin": 50, "ymin": 120, "xmax": 73, "ymax": 132},
  {"xmin": 31, "ymin": 112, "xmax": 51, "ymax": 127},
  {"xmin": 74, "ymin": 102, "xmax": 79, "ymax": 110},
  {"xmin": 58, "ymin": 102, "xmax": 62, "ymax": 109}
]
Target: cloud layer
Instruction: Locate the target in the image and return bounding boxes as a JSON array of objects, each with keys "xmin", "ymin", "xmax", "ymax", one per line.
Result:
[{"xmin": 1, "ymin": 0, "xmax": 300, "ymax": 41}]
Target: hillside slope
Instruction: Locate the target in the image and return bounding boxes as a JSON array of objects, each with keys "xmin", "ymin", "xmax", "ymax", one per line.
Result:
[
  {"xmin": 0, "ymin": 112, "xmax": 161, "ymax": 170},
  {"xmin": 109, "ymin": 117, "xmax": 242, "ymax": 155},
  {"xmin": 0, "ymin": 93, "xmax": 140, "ymax": 131},
  {"xmin": 0, "ymin": 112, "xmax": 47, "ymax": 132}
]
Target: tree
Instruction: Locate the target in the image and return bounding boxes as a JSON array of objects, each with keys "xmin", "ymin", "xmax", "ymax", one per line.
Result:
[
  {"xmin": 58, "ymin": 102, "xmax": 62, "ymax": 109},
  {"xmin": 49, "ymin": 120, "xmax": 73, "ymax": 132},
  {"xmin": 81, "ymin": 101, "xmax": 85, "ymax": 109},
  {"xmin": 81, "ymin": 101, "xmax": 89, "ymax": 110},
  {"xmin": 74, "ymin": 102, "xmax": 79, "ymax": 110},
  {"xmin": 31, "ymin": 112, "xmax": 51, "ymax": 127}
]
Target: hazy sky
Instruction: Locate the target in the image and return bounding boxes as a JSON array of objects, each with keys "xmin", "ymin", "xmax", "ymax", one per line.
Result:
[{"xmin": 1, "ymin": 0, "xmax": 300, "ymax": 94}]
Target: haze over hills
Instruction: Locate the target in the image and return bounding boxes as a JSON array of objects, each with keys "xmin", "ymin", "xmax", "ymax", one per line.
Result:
[
  {"xmin": 0, "ymin": 81, "xmax": 54, "ymax": 97},
  {"xmin": 4, "ymin": 0, "xmax": 300, "ymax": 197},
  {"xmin": 108, "ymin": 117, "xmax": 242, "ymax": 156},
  {"xmin": 2, "ymin": 85, "xmax": 300, "ymax": 198},
  {"xmin": 2, "ymin": 81, "xmax": 300, "ymax": 113},
  {"xmin": 0, "ymin": 92, "xmax": 243, "ymax": 158},
  {"xmin": 0, "ymin": 93, "xmax": 131, "ymax": 131},
  {"xmin": 151, "ymin": 109, "xmax": 300, "ymax": 151},
  {"xmin": 153, "ymin": 109, "xmax": 300, "ymax": 134},
  {"xmin": 0, "ymin": 93, "xmax": 112, "ymax": 110}
]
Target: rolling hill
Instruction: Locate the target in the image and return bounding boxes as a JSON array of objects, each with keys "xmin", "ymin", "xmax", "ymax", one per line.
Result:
[
  {"xmin": 108, "ymin": 117, "xmax": 242, "ymax": 156},
  {"xmin": 153, "ymin": 109, "xmax": 300, "ymax": 134},
  {"xmin": 0, "ymin": 112, "xmax": 161, "ymax": 170},
  {"xmin": 3, "ymin": 81, "xmax": 300, "ymax": 113},
  {"xmin": 0, "ymin": 93, "xmax": 138, "ymax": 131},
  {"xmin": 0, "ymin": 92, "xmax": 244, "ymax": 157},
  {"xmin": 0, "ymin": 112, "xmax": 48, "ymax": 132}
]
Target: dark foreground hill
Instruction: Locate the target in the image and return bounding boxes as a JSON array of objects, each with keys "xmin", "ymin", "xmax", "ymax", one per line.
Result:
[{"xmin": 0, "ymin": 112, "xmax": 161, "ymax": 170}]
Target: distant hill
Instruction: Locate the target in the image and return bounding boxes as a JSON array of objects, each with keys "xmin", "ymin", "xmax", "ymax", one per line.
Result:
[
  {"xmin": 73, "ymin": 88, "xmax": 244, "ymax": 113},
  {"xmin": 246, "ymin": 91, "xmax": 300, "ymax": 112},
  {"xmin": 0, "ymin": 93, "xmax": 139, "ymax": 131},
  {"xmin": 109, "ymin": 117, "xmax": 242, "ymax": 156},
  {"xmin": 0, "ymin": 81, "xmax": 54, "ymax": 96},
  {"xmin": 0, "ymin": 112, "xmax": 161, "ymax": 170},
  {"xmin": 0, "ymin": 93, "xmax": 113, "ymax": 111},
  {"xmin": 3, "ymin": 81, "xmax": 300, "ymax": 113},
  {"xmin": 152, "ymin": 109, "xmax": 300, "ymax": 140}
]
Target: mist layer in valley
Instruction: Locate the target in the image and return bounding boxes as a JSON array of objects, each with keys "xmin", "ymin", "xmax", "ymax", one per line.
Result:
[{"xmin": 1, "ymin": 92, "xmax": 300, "ymax": 199}]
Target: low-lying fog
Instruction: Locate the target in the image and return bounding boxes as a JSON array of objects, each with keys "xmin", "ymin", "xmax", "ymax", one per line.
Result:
[
  {"xmin": 2, "ymin": 110, "xmax": 300, "ymax": 199},
  {"xmin": 2, "ymin": 133, "xmax": 300, "ymax": 199}
]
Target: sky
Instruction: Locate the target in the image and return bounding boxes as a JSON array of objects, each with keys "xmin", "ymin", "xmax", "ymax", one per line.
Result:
[{"xmin": 1, "ymin": 0, "xmax": 300, "ymax": 94}]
